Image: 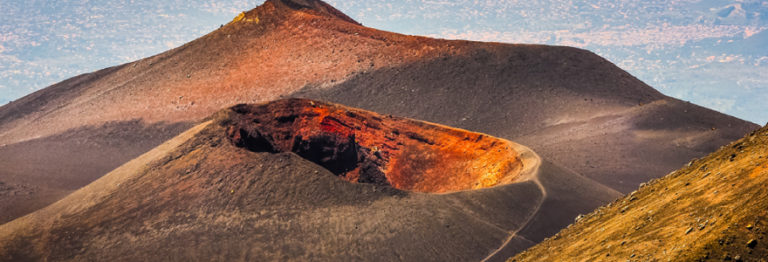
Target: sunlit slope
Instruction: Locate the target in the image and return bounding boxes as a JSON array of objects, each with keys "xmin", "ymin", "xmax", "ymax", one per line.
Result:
[
  {"xmin": 512, "ymin": 125, "xmax": 768, "ymax": 261},
  {"xmin": 0, "ymin": 1, "xmax": 756, "ymax": 249},
  {"xmin": 0, "ymin": 100, "xmax": 618, "ymax": 261}
]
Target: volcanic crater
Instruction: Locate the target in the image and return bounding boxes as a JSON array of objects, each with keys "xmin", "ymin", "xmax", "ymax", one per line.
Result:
[{"xmin": 226, "ymin": 99, "xmax": 525, "ymax": 193}]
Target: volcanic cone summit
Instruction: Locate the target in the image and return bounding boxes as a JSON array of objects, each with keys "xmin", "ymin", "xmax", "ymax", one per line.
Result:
[{"xmin": 267, "ymin": 0, "xmax": 360, "ymax": 25}]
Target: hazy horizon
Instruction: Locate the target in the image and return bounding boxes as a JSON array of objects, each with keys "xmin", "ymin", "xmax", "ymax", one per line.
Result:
[{"xmin": 1, "ymin": 0, "xmax": 765, "ymax": 124}]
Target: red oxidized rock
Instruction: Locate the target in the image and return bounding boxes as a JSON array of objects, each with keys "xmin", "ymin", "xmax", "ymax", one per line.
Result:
[{"xmin": 226, "ymin": 98, "xmax": 524, "ymax": 193}]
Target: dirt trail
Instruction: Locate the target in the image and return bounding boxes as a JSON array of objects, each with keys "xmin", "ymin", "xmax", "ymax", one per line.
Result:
[
  {"xmin": 507, "ymin": 143, "xmax": 543, "ymax": 188},
  {"xmin": 481, "ymin": 142, "xmax": 545, "ymax": 262}
]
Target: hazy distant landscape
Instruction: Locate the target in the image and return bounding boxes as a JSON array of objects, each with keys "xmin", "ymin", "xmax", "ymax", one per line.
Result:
[
  {"xmin": 0, "ymin": 1, "xmax": 766, "ymax": 261},
  {"xmin": 1, "ymin": 0, "xmax": 766, "ymax": 123}
]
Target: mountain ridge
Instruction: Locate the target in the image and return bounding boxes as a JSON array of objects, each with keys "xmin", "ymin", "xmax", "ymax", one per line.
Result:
[
  {"xmin": 0, "ymin": 100, "xmax": 619, "ymax": 261},
  {"xmin": 267, "ymin": 0, "xmax": 361, "ymax": 25},
  {"xmin": 0, "ymin": 2, "xmax": 758, "ymax": 257}
]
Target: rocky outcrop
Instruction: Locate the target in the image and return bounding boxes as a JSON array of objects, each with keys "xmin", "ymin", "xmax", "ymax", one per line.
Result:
[{"xmin": 226, "ymin": 99, "xmax": 524, "ymax": 193}]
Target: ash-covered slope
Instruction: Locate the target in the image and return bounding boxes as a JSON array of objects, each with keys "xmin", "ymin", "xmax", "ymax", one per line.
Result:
[
  {"xmin": 511, "ymin": 124, "xmax": 768, "ymax": 261},
  {"xmin": 0, "ymin": 99, "xmax": 619, "ymax": 261},
  {"xmin": 0, "ymin": 0, "xmax": 756, "ymax": 226},
  {"xmin": 295, "ymin": 50, "xmax": 758, "ymax": 193}
]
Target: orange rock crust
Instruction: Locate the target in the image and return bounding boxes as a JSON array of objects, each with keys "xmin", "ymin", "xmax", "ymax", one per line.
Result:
[{"xmin": 227, "ymin": 99, "xmax": 523, "ymax": 193}]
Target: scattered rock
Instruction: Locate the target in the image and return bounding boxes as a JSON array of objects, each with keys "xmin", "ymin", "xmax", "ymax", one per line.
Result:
[
  {"xmin": 747, "ymin": 239, "xmax": 757, "ymax": 248},
  {"xmin": 685, "ymin": 227, "xmax": 693, "ymax": 234}
]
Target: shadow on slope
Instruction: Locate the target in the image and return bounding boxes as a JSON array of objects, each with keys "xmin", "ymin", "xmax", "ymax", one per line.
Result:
[
  {"xmin": 512, "ymin": 125, "xmax": 768, "ymax": 261},
  {"xmin": 0, "ymin": 0, "xmax": 756, "ymax": 225},
  {"xmin": 484, "ymin": 161, "xmax": 621, "ymax": 262},
  {"xmin": 293, "ymin": 50, "xmax": 758, "ymax": 193},
  {"xmin": 0, "ymin": 120, "xmax": 191, "ymax": 225},
  {"xmin": 0, "ymin": 102, "xmax": 618, "ymax": 261}
]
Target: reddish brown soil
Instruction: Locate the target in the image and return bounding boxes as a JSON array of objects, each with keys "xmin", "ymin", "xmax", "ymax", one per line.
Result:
[
  {"xmin": 0, "ymin": 0, "xmax": 490, "ymax": 144},
  {"xmin": 0, "ymin": 0, "xmax": 507, "ymax": 222},
  {"xmin": 0, "ymin": 102, "xmax": 618, "ymax": 261},
  {"xmin": 0, "ymin": 0, "xmax": 758, "ymax": 253},
  {"xmin": 226, "ymin": 99, "xmax": 523, "ymax": 193}
]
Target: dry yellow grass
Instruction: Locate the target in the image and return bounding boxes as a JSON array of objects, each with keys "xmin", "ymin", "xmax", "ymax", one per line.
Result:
[{"xmin": 511, "ymin": 125, "xmax": 768, "ymax": 261}]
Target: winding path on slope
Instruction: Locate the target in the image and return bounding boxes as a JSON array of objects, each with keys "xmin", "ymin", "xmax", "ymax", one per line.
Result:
[
  {"xmin": 481, "ymin": 142, "xmax": 546, "ymax": 262},
  {"xmin": 0, "ymin": 101, "xmax": 619, "ymax": 261}
]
